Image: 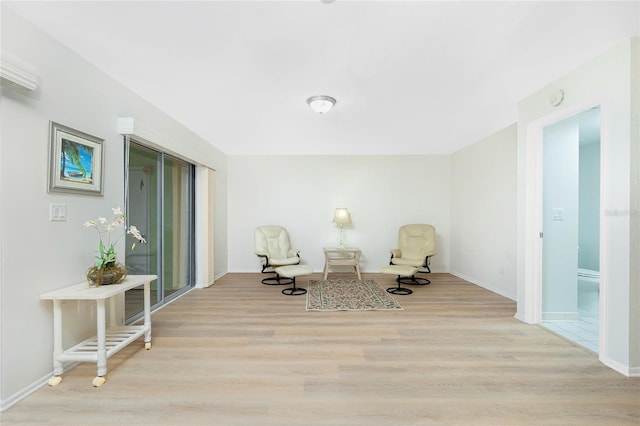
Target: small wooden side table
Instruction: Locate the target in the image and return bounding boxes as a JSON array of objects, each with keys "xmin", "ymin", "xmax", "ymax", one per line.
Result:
[{"xmin": 323, "ymin": 247, "xmax": 362, "ymax": 280}]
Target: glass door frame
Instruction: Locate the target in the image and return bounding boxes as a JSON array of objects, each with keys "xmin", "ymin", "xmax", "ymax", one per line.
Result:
[{"xmin": 124, "ymin": 136, "xmax": 196, "ymax": 323}]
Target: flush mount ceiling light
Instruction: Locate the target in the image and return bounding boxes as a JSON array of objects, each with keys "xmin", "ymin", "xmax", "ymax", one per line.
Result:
[{"xmin": 307, "ymin": 95, "xmax": 336, "ymax": 114}]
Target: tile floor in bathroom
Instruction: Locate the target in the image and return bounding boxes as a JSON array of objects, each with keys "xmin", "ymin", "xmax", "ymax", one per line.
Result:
[
  {"xmin": 542, "ymin": 314, "xmax": 599, "ymax": 353},
  {"xmin": 542, "ymin": 284, "xmax": 599, "ymax": 353}
]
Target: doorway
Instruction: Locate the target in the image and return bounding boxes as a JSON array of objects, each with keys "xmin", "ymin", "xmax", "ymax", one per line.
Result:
[
  {"xmin": 540, "ymin": 107, "xmax": 601, "ymax": 352},
  {"xmin": 124, "ymin": 139, "xmax": 195, "ymax": 322}
]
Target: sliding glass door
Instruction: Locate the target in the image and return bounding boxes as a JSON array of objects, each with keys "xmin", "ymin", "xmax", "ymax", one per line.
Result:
[
  {"xmin": 162, "ymin": 155, "xmax": 194, "ymax": 298},
  {"xmin": 124, "ymin": 139, "xmax": 195, "ymax": 322}
]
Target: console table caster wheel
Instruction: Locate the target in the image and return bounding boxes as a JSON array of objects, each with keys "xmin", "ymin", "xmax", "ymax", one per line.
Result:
[
  {"xmin": 48, "ymin": 376, "xmax": 62, "ymax": 387},
  {"xmin": 92, "ymin": 376, "xmax": 106, "ymax": 387},
  {"xmin": 145, "ymin": 342, "xmax": 151, "ymax": 350}
]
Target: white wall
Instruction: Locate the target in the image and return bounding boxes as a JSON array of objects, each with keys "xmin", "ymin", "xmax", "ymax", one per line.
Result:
[
  {"xmin": 630, "ymin": 38, "xmax": 640, "ymax": 374},
  {"xmin": 450, "ymin": 124, "xmax": 517, "ymax": 300},
  {"xmin": 578, "ymin": 141, "xmax": 601, "ymax": 271},
  {"xmin": 516, "ymin": 38, "xmax": 639, "ymax": 375},
  {"xmin": 227, "ymin": 155, "xmax": 450, "ymax": 274},
  {"xmin": 0, "ymin": 8, "xmax": 227, "ymax": 409}
]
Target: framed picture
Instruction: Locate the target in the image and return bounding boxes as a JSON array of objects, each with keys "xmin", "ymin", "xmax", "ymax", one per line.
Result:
[{"xmin": 48, "ymin": 121, "xmax": 104, "ymax": 195}]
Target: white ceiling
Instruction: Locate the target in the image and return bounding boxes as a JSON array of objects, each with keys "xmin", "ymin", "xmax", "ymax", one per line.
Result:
[{"xmin": 5, "ymin": 1, "xmax": 639, "ymax": 156}]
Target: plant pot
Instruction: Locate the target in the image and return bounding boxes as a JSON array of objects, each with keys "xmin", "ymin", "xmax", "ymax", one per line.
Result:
[{"xmin": 86, "ymin": 263, "xmax": 128, "ymax": 286}]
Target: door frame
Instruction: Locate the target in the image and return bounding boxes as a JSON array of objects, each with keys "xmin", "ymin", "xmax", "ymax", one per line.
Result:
[{"xmin": 522, "ymin": 97, "xmax": 608, "ymax": 355}]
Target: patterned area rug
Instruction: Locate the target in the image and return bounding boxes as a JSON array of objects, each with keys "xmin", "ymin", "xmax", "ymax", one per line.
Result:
[{"xmin": 306, "ymin": 279, "xmax": 403, "ymax": 311}]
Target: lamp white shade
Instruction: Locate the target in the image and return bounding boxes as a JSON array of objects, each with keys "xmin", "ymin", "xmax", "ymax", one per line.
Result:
[
  {"xmin": 332, "ymin": 208, "xmax": 351, "ymax": 225},
  {"xmin": 307, "ymin": 95, "xmax": 336, "ymax": 114}
]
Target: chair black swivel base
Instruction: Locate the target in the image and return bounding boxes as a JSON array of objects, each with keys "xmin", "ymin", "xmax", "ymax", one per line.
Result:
[
  {"xmin": 387, "ymin": 278, "xmax": 413, "ymax": 295},
  {"xmin": 398, "ymin": 275, "xmax": 431, "ymax": 286},
  {"xmin": 282, "ymin": 277, "xmax": 307, "ymax": 296},
  {"xmin": 261, "ymin": 274, "xmax": 294, "ymax": 286}
]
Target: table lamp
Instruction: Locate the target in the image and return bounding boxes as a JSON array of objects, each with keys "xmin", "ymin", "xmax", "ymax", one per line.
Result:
[{"xmin": 332, "ymin": 208, "xmax": 351, "ymax": 248}]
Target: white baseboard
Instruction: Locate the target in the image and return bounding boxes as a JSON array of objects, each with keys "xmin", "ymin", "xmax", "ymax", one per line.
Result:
[
  {"xmin": 0, "ymin": 363, "xmax": 78, "ymax": 412},
  {"xmin": 513, "ymin": 312, "xmax": 532, "ymax": 324},
  {"xmin": 541, "ymin": 312, "xmax": 580, "ymax": 321},
  {"xmin": 449, "ymin": 271, "xmax": 516, "ymax": 301},
  {"xmin": 628, "ymin": 366, "xmax": 640, "ymax": 377},
  {"xmin": 600, "ymin": 355, "xmax": 637, "ymax": 377}
]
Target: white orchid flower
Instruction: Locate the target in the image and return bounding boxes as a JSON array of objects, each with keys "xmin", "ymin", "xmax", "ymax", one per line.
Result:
[
  {"xmin": 127, "ymin": 226, "xmax": 147, "ymax": 243},
  {"xmin": 111, "ymin": 217, "xmax": 125, "ymax": 228},
  {"xmin": 85, "ymin": 207, "xmax": 147, "ymax": 270}
]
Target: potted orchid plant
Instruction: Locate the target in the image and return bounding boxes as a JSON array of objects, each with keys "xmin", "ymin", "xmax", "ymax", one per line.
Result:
[{"xmin": 84, "ymin": 207, "xmax": 146, "ymax": 286}]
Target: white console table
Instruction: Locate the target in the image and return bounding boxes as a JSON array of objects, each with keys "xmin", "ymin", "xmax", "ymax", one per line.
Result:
[{"xmin": 40, "ymin": 274, "xmax": 157, "ymax": 387}]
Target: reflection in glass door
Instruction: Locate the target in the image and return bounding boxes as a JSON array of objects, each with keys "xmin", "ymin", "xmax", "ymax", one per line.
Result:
[
  {"xmin": 125, "ymin": 139, "xmax": 195, "ymax": 322},
  {"xmin": 162, "ymin": 155, "xmax": 195, "ymax": 299}
]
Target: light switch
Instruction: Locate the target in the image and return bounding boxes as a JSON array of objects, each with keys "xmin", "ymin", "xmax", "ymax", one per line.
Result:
[
  {"xmin": 50, "ymin": 203, "xmax": 66, "ymax": 221},
  {"xmin": 551, "ymin": 208, "xmax": 564, "ymax": 221}
]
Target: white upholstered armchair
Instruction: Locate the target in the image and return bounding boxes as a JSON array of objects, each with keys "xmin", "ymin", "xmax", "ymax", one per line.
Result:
[
  {"xmin": 389, "ymin": 224, "xmax": 436, "ymax": 285},
  {"xmin": 255, "ymin": 225, "xmax": 301, "ymax": 285}
]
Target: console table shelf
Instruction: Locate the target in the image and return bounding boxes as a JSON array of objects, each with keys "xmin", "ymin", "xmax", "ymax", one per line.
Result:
[
  {"xmin": 58, "ymin": 325, "xmax": 147, "ymax": 362},
  {"xmin": 40, "ymin": 275, "xmax": 157, "ymax": 387}
]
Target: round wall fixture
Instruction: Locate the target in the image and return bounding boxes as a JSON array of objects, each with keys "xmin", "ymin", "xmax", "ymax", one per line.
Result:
[{"xmin": 549, "ymin": 89, "xmax": 565, "ymax": 107}]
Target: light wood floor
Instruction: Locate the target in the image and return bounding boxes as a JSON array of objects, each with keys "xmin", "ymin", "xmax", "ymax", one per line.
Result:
[{"xmin": 3, "ymin": 273, "xmax": 639, "ymax": 425}]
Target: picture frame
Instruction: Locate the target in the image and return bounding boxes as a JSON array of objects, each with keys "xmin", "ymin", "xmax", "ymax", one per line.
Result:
[{"xmin": 48, "ymin": 121, "xmax": 104, "ymax": 195}]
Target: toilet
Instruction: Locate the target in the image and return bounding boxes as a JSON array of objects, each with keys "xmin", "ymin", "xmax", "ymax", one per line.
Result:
[{"xmin": 577, "ymin": 268, "xmax": 599, "ymax": 315}]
